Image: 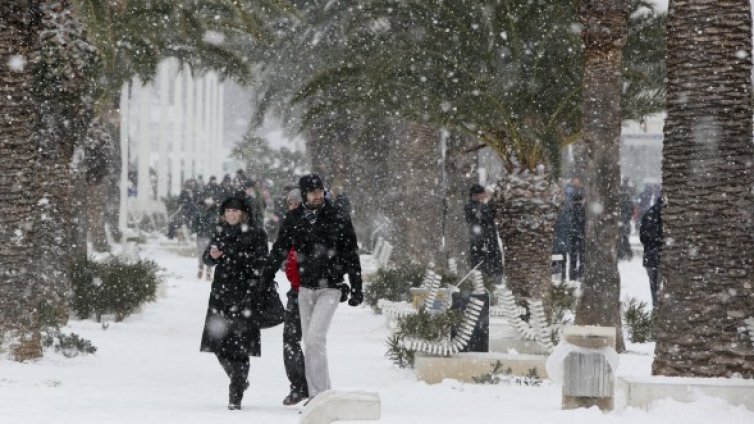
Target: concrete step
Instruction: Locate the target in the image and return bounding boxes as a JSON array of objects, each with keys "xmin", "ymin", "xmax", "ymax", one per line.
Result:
[{"xmin": 299, "ymin": 390, "xmax": 380, "ymax": 424}]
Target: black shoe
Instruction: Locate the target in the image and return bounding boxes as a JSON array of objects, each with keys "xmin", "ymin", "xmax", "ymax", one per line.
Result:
[
  {"xmin": 282, "ymin": 391, "xmax": 308, "ymax": 406},
  {"xmin": 228, "ymin": 381, "xmax": 249, "ymax": 410}
]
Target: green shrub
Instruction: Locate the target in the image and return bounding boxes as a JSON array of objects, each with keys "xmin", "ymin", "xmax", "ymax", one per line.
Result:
[
  {"xmin": 472, "ymin": 361, "xmax": 543, "ymax": 386},
  {"xmin": 42, "ymin": 330, "xmax": 96, "ymax": 357},
  {"xmin": 550, "ymin": 280, "xmax": 579, "ymax": 343},
  {"xmin": 385, "ymin": 308, "xmax": 463, "ymax": 368},
  {"xmin": 364, "ymin": 264, "xmax": 426, "ymax": 311},
  {"xmin": 71, "ymin": 256, "xmax": 162, "ymax": 322},
  {"xmin": 623, "ymin": 297, "xmax": 654, "ymax": 343}
]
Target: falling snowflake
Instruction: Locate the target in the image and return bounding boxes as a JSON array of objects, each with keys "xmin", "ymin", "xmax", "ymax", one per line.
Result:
[
  {"xmin": 202, "ymin": 30, "xmax": 225, "ymax": 46},
  {"xmin": 8, "ymin": 55, "xmax": 26, "ymax": 72}
]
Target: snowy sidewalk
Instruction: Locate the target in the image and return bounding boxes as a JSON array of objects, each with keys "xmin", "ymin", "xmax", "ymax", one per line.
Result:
[{"xmin": 1, "ymin": 243, "xmax": 752, "ymax": 424}]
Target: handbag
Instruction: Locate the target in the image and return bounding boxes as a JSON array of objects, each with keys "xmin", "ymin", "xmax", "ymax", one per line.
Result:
[{"xmin": 244, "ymin": 285, "xmax": 285, "ymax": 329}]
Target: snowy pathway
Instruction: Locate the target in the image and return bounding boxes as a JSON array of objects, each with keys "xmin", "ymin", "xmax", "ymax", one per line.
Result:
[{"xmin": 1, "ymin": 242, "xmax": 752, "ymax": 424}]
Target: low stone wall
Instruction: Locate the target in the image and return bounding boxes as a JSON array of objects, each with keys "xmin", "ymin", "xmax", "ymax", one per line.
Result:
[
  {"xmin": 414, "ymin": 352, "xmax": 548, "ymax": 385},
  {"xmin": 617, "ymin": 376, "xmax": 754, "ymax": 411}
]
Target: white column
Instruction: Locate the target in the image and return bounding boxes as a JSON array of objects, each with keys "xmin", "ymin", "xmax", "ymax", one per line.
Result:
[
  {"xmin": 195, "ymin": 75, "xmax": 205, "ymax": 178},
  {"xmin": 203, "ymin": 74, "xmax": 213, "ymax": 178},
  {"xmin": 157, "ymin": 61, "xmax": 170, "ymax": 199},
  {"xmin": 118, "ymin": 81, "xmax": 130, "ymax": 235},
  {"xmin": 185, "ymin": 70, "xmax": 195, "ymax": 178},
  {"xmin": 171, "ymin": 67, "xmax": 184, "ymax": 196},
  {"xmin": 216, "ymin": 80, "xmax": 225, "ymax": 175},
  {"xmin": 206, "ymin": 73, "xmax": 216, "ymax": 178},
  {"xmin": 137, "ymin": 78, "xmax": 152, "ymax": 205}
]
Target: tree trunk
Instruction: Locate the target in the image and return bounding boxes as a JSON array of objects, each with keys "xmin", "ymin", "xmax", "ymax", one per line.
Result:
[
  {"xmin": 0, "ymin": 0, "xmax": 45, "ymax": 360},
  {"xmin": 444, "ymin": 132, "xmax": 478, "ymax": 274},
  {"xmin": 80, "ymin": 116, "xmax": 116, "ymax": 253},
  {"xmin": 0, "ymin": 0, "xmax": 95, "ymax": 360},
  {"xmin": 492, "ymin": 173, "xmax": 561, "ymax": 318},
  {"xmin": 385, "ymin": 121, "xmax": 444, "ymax": 267},
  {"xmin": 653, "ymin": 0, "xmax": 754, "ymax": 377},
  {"xmin": 348, "ymin": 123, "xmax": 392, "ymax": 247},
  {"xmin": 574, "ymin": 0, "xmax": 629, "ymax": 353}
]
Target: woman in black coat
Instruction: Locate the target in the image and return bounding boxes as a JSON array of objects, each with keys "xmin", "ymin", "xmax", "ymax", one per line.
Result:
[{"xmin": 200, "ymin": 194, "xmax": 269, "ymax": 410}]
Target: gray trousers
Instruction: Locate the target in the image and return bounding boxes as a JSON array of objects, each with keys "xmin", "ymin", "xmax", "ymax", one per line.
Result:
[
  {"xmin": 197, "ymin": 236, "xmax": 211, "ymax": 269},
  {"xmin": 298, "ymin": 287, "xmax": 340, "ymax": 398}
]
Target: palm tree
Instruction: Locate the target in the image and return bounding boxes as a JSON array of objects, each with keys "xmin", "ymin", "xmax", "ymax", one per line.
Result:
[
  {"xmin": 653, "ymin": 0, "xmax": 754, "ymax": 377},
  {"xmin": 0, "ymin": 0, "xmax": 46, "ymax": 360},
  {"xmin": 573, "ymin": 0, "xmax": 631, "ymax": 352},
  {"xmin": 293, "ymin": 0, "xmax": 665, "ymax": 319},
  {"xmin": 0, "ymin": 0, "xmax": 95, "ymax": 360}
]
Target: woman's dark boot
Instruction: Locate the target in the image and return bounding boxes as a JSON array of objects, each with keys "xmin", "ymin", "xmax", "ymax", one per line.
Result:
[{"xmin": 228, "ymin": 381, "xmax": 249, "ymax": 410}]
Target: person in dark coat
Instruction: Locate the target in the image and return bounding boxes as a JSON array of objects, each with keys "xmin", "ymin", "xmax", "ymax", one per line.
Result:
[
  {"xmin": 202, "ymin": 175, "xmax": 222, "ymax": 204},
  {"xmin": 262, "ymin": 174, "xmax": 363, "ymax": 401},
  {"xmin": 192, "ymin": 197, "xmax": 218, "ymax": 280},
  {"xmin": 639, "ymin": 196, "xmax": 663, "ymax": 308},
  {"xmin": 551, "ymin": 198, "xmax": 572, "ymax": 281},
  {"xmin": 617, "ymin": 180, "xmax": 634, "ymax": 261},
  {"xmin": 200, "ymin": 194, "xmax": 270, "ymax": 410},
  {"xmin": 568, "ymin": 191, "xmax": 586, "ymax": 281},
  {"xmin": 243, "ymin": 179, "xmax": 266, "ymax": 228},
  {"xmin": 280, "ymin": 188, "xmax": 308, "ymax": 405},
  {"xmin": 464, "ymin": 184, "xmax": 503, "ymax": 280}
]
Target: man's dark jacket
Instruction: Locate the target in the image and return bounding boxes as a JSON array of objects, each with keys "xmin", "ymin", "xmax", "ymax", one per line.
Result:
[
  {"xmin": 639, "ymin": 200, "xmax": 663, "ymax": 269},
  {"xmin": 464, "ymin": 200, "xmax": 503, "ymax": 277},
  {"xmin": 263, "ymin": 200, "xmax": 362, "ymax": 293}
]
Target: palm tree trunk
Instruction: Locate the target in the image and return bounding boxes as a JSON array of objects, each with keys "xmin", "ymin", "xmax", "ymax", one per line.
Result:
[
  {"xmin": 33, "ymin": 0, "xmax": 96, "ymax": 328},
  {"xmin": 574, "ymin": 0, "xmax": 630, "ymax": 353},
  {"xmin": 0, "ymin": 0, "xmax": 46, "ymax": 360},
  {"xmin": 385, "ymin": 121, "xmax": 444, "ymax": 267},
  {"xmin": 0, "ymin": 1, "xmax": 94, "ymax": 360},
  {"xmin": 81, "ymin": 116, "xmax": 115, "ymax": 252},
  {"xmin": 492, "ymin": 173, "xmax": 560, "ymax": 318},
  {"xmin": 653, "ymin": 0, "xmax": 754, "ymax": 377},
  {"xmin": 444, "ymin": 132, "xmax": 478, "ymax": 274}
]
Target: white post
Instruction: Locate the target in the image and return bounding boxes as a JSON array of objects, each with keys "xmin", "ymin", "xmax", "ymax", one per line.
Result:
[
  {"xmin": 171, "ymin": 67, "xmax": 184, "ymax": 196},
  {"xmin": 207, "ymin": 73, "xmax": 217, "ymax": 178},
  {"xmin": 118, "ymin": 80, "xmax": 130, "ymax": 235},
  {"xmin": 195, "ymin": 75, "xmax": 205, "ymax": 179},
  {"xmin": 185, "ymin": 69, "xmax": 195, "ymax": 178},
  {"xmin": 136, "ymin": 78, "xmax": 152, "ymax": 205},
  {"xmin": 157, "ymin": 61, "xmax": 170, "ymax": 200},
  {"xmin": 203, "ymin": 74, "xmax": 213, "ymax": 178}
]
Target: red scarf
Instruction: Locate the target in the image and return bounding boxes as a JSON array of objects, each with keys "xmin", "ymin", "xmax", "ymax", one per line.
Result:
[{"xmin": 285, "ymin": 245, "xmax": 300, "ymax": 291}]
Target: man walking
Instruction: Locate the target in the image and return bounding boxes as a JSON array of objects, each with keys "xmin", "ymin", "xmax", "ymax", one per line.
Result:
[
  {"xmin": 280, "ymin": 188, "xmax": 308, "ymax": 405},
  {"xmin": 464, "ymin": 184, "xmax": 503, "ymax": 281},
  {"xmin": 640, "ymin": 194, "xmax": 663, "ymax": 307},
  {"xmin": 263, "ymin": 174, "xmax": 363, "ymax": 401}
]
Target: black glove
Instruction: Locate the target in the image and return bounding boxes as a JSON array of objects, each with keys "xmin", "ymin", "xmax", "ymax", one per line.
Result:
[
  {"xmin": 338, "ymin": 284, "xmax": 349, "ymax": 303},
  {"xmin": 348, "ymin": 288, "xmax": 363, "ymax": 307}
]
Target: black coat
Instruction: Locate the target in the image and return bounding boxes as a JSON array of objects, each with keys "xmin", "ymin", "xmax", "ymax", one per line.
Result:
[
  {"xmin": 192, "ymin": 205, "xmax": 218, "ymax": 238},
  {"xmin": 263, "ymin": 200, "xmax": 362, "ymax": 292},
  {"xmin": 569, "ymin": 200, "xmax": 586, "ymax": 244},
  {"xmin": 464, "ymin": 200, "xmax": 503, "ymax": 277},
  {"xmin": 639, "ymin": 201, "xmax": 663, "ymax": 269},
  {"xmin": 200, "ymin": 222, "xmax": 269, "ymax": 357}
]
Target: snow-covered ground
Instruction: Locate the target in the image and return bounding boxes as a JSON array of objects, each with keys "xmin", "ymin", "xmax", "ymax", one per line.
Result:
[{"xmin": 1, "ymin": 241, "xmax": 752, "ymax": 424}]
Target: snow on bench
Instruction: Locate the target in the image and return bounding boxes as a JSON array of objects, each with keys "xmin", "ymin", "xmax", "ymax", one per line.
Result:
[{"xmin": 299, "ymin": 390, "xmax": 380, "ymax": 424}]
